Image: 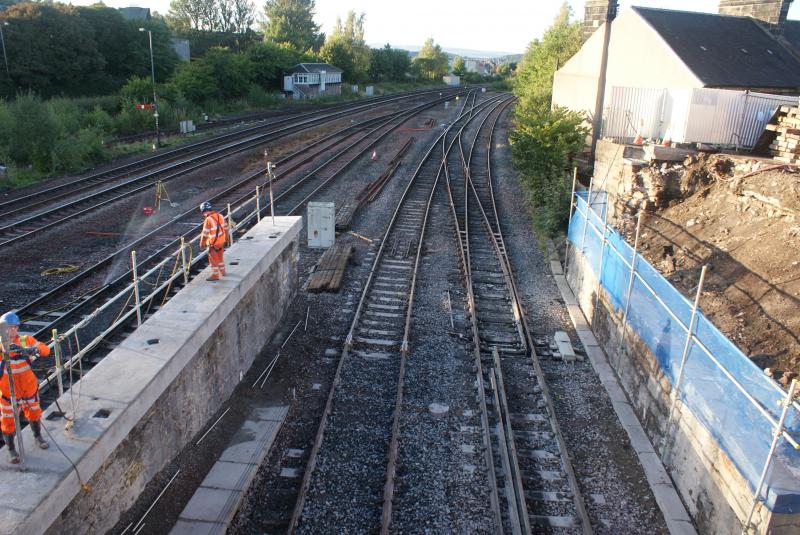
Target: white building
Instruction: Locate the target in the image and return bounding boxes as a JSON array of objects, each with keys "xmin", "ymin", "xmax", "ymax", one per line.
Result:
[
  {"xmin": 554, "ymin": 1, "xmax": 800, "ymax": 126},
  {"xmin": 283, "ymin": 63, "xmax": 344, "ymax": 99}
]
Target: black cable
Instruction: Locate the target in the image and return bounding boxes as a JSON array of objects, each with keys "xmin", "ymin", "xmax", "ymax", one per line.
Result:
[{"xmin": 39, "ymin": 419, "xmax": 90, "ymax": 492}]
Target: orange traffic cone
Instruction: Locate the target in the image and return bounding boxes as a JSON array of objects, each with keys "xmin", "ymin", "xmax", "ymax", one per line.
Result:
[
  {"xmin": 371, "ymin": 150, "xmax": 377, "ymax": 161},
  {"xmin": 634, "ymin": 133, "xmax": 644, "ymax": 145}
]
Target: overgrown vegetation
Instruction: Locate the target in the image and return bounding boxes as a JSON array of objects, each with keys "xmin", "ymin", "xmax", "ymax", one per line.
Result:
[
  {"xmin": 509, "ymin": 3, "xmax": 588, "ymax": 236},
  {"xmin": 0, "ymin": 0, "xmax": 510, "ymax": 188}
]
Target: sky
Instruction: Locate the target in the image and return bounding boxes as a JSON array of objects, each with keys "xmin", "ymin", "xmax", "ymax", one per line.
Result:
[{"xmin": 68, "ymin": 0, "xmax": 800, "ymax": 55}]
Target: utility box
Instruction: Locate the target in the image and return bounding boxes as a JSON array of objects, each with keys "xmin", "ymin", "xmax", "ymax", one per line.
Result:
[
  {"xmin": 307, "ymin": 202, "xmax": 335, "ymax": 248},
  {"xmin": 365, "ymin": 85, "xmax": 374, "ymax": 96}
]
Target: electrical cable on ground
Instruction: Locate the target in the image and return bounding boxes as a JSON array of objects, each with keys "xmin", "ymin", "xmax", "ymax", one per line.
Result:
[{"xmin": 40, "ymin": 420, "xmax": 91, "ymax": 492}]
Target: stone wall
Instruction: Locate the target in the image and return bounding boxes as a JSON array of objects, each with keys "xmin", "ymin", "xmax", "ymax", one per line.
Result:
[
  {"xmin": 718, "ymin": 0, "xmax": 793, "ymax": 25},
  {"xmin": 565, "ymin": 243, "xmax": 797, "ymax": 534},
  {"xmin": 0, "ymin": 217, "xmax": 301, "ymax": 535}
]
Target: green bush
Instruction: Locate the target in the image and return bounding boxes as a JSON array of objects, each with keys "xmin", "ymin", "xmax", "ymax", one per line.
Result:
[{"xmin": 509, "ymin": 104, "xmax": 588, "ymax": 236}]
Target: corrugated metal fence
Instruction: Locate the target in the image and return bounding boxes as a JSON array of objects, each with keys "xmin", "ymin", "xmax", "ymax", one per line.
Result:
[{"xmin": 602, "ymin": 86, "xmax": 798, "ymax": 148}]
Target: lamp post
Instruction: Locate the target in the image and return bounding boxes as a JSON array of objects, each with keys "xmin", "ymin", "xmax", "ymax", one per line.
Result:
[
  {"xmin": 139, "ymin": 28, "xmax": 161, "ymax": 147},
  {"xmin": 0, "ymin": 22, "xmax": 10, "ymax": 79}
]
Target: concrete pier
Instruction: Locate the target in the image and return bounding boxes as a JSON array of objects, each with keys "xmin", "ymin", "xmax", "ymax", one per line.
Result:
[{"xmin": 0, "ymin": 216, "xmax": 301, "ymax": 535}]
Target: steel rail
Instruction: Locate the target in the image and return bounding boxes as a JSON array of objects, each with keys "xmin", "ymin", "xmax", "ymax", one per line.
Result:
[
  {"xmin": 29, "ymin": 92, "xmax": 463, "ymax": 397},
  {"xmin": 0, "ymin": 96, "xmax": 443, "ymax": 248},
  {"xmin": 443, "ymin": 94, "xmax": 520, "ymax": 533},
  {"xmin": 0, "ymin": 87, "xmax": 457, "ymax": 217},
  {"xmin": 381, "ymin": 93, "xmax": 502, "ymax": 534},
  {"xmin": 286, "ymin": 91, "xmax": 505, "ymax": 534},
  {"xmin": 15, "ymin": 108, "xmax": 404, "ymax": 325},
  {"xmin": 465, "ymin": 99, "xmax": 593, "ymax": 534}
]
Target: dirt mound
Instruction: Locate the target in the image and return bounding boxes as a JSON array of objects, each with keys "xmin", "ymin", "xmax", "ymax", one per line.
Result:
[{"xmin": 620, "ymin": 154, "xmax": 800, "ymax": 377}]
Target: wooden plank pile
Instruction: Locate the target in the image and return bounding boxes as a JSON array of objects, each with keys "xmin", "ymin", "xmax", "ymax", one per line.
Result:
[
  {"xmin": 307, "ymin": 242, "xmax": 355, "ymax": 292},
  {"xmin": 767, "ymin": 106, "xmax": 800, "ymax": 164}
]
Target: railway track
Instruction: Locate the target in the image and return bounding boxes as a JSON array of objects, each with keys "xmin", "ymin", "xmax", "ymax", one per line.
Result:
[
  {"xmin": 444, "ymin": 98, "xmax": 593, "ymax": 534},
  {"xmin": 17, "ymin": 91, "xmax": 462, "ymax": 406},
  {"xmin": 0, "ymin": 89, "xmax": 458, "ymax": 248},
  {"xmin": 284, "ymin": 91, "xmax": 513, "ymax": 534}
]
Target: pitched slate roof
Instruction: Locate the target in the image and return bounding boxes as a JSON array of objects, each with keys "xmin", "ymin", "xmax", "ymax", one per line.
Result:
[
  {"xmin": 117, "ymin": 7, "xmax": 151, "ymax": 21},
  {"xmin": 633, "ymin": 6, "xmax": 800, "ymax": 89},
  {"xmin": 285, "ymin": 63, "xmax": 344, "ymax": 75}
]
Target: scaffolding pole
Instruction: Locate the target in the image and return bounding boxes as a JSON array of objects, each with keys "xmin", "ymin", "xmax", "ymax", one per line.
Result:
[
  {"xmin": 615, "ymin": 210, "xmax": 644, "ymax": 369},
  {"xmin": 742, "ymin": 379, "xmax": 798, "ymax": 534}
]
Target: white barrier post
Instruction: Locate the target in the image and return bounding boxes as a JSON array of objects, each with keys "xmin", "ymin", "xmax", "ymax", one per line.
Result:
[
  {"xmin": 742, "ymin": 379, "xmax": 798, "ymax": 534},
  {"xmin": 255, "ymin": 185, "xmax": 261, "ymax": 223},
  {"xmin": 52, "ymin": 329, "xmax": 64, "ymax": 398},
  {"xmin": 131, "ymin": 250, "xmax": 142, "ymax": 327},
  {"xmin": 180, "ymin": 237, "xmax": 189, "ymax": 285}
]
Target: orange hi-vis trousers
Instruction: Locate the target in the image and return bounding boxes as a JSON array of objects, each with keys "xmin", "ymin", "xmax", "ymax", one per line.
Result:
[
  {"xmin": 1, "ymin": 335, "xmax": 49, "ymax": 434},
  {"xmin": 201, "ymin": 211, "xmax": 228, "ymax": 280}
]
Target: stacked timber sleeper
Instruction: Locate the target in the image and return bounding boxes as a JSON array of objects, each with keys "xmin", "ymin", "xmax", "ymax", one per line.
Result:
[{"xmin": 768, "ymin": 106, "xmax": 800, "ymax": 164}]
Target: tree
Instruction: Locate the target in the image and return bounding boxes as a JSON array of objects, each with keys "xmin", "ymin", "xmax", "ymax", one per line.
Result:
[
  {"xmin": 510, "ymin": 1, "xmax": 586, "ymax": 236},
  {"xmin": 412, "ymin": 38, "xmax": 448, "ymax": 81},
  {"xmin": 261, "ymin": 0, "xmax": 323, "ymax": 52},
  {"xmin": 514, "ymin": 2, "xmax": 581, "ymax": 110},
  {"xmin": 320, "ymin": 11, "xmax": 370, "ymax": 83},
  {"xmin": 0, "ymin": 3, "xmax": 105, "ymax": 98},
  {"xmin": 247, "ymin": 40, "xmax": 310, "ymax": 89},
  {"xmin": 168, "ymin": 0, "xmax": 215, "ymax": 31},
  {"xmin": 451, "ymin": 56, "xmax": 466, "ymax": 77}
]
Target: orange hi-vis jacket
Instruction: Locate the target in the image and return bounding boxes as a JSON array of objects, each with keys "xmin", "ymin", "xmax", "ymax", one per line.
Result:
[
  {"xmin": 201, "ymin": 211, "xmax": 228, "ymax": 249},
  {"xmin": 0, "ymin": 334, "xmax": 50, "ymax": 400}
]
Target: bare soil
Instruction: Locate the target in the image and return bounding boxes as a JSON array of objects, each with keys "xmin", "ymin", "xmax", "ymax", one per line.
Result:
[{"xmin": 619, "ymin": 155, "xmax": 800, "ymax": 378}]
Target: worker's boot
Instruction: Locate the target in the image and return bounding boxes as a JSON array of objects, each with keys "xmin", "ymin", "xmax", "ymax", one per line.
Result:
[
  {"xmin": 30, "ymin": 421, "xmax": 49, "ymax": 449},
  {"xmin": 2, "ymin": 432, "xmax": 19, "ymax": 464}
]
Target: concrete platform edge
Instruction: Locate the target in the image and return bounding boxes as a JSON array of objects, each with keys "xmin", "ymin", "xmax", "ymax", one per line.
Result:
[{"xmin": 545, "ymin": 242, "xmax": 696, "ymax": 535}]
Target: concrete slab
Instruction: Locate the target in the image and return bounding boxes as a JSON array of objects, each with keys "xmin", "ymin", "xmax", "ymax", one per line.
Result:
[
  {"xmin": 202, "ymin": 461, "xmax": 253, "ymax": 490},
  {"xmin": 172, "ymin": 405, "xmax": 288, "ymax": 534},
  {"xmin": 180, "ymin": 487, "xmax": 242, "ymax": 522},
  {"xmin": 547, "ymin": 252, "xmax": 696, "ymax": 535},
  {"xmin": 170, "ymin": 519, "xmax": 226, "ymax": 535},
  {"xmin": 218, "ymin": 419, "xmax": 282, "ymax": 464}
]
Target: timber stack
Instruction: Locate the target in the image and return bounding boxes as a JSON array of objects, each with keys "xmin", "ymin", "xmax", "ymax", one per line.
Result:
[{"xmin": 768, "ymin": 106, "xmax": 800, "ymax": 164}]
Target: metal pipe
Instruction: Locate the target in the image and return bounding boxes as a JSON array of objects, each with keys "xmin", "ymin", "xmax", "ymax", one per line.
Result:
[
  {"xmin": 565, "ymin": 167, "xmax": 578, "ymax": 275},
  {"xmin": 131, "ymin": 250, "xmax": 142, "ymax": 327},
  {"xmin": 52, "ymin": 329, "xmax": 64, "ymax": 398},
  {"xmin": 742, "ymin": 379, "xmax": 797, "ymax": 534},
  {"xmin": 226, "ymin": 203, "xmax": 234, "ymax": 244},
  {"xmin": 0, "ymin": 335, "xmax": 25, "ymax": 469},
  {"xmin": 579, "ymin": 173, "xmax": 594, "ymax": 257},
  {"xmin": 255, "ymin": 185, "xmax": 261, "ymax": 222},
  {"xmin": 615, "ymin": 210, "xmax": 643, "ymax": 368},
  {"xmin": 180, "ymin": 237, "xmax": 188, "ymax": 285},
  {"xmin": 661, "ymin": 265, "xmax": 707, "ymax": 461},
  {"xmin": 592, "ymin": 194, "xmax": 610, "ymax": 318},
  {"xmin": 267, "ymin": 162, "xmax": 276, "ymax": 227}
]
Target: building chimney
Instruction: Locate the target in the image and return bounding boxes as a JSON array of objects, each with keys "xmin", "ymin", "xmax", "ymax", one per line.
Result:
[
  {"xmin": 718, "ymin": 0, "xmax": 793, "ymax": 26},
  {"xmin": 583, "ymin": 0, "xmax": 619, "ymax": 43}
]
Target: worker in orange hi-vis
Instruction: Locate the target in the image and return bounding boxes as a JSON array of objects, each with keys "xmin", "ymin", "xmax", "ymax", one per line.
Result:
[
  {"xmin": 0, "ymin": 311, "xmax": 50, "ymax": 464},
  {"xmin": 199, "ymin": 201, "xmax": 229, "ymax": 281}
]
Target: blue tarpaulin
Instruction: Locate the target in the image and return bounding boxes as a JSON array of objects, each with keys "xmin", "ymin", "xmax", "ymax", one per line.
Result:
[{"xmin": 568, "ymin": 192, "xmax": 800, "ymax": 512}]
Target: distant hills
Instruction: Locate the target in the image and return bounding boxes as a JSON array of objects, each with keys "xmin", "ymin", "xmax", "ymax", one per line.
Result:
[{"xmin": 371, "ymin": 43, "xmax": 522, "ymax": 63}]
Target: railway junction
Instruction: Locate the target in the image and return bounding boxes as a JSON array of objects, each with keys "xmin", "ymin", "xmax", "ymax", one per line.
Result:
[{"xmin": 0, "ymin": 87, "xmax": 771, "ymax": 534}]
